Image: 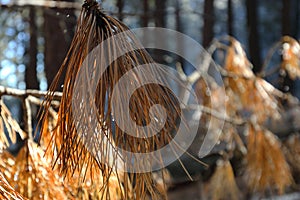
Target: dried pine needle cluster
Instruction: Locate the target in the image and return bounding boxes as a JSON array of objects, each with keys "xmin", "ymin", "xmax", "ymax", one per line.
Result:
[
  {"xmin": 39, "ymin": 0, "xmax": 179, "ymax": 199},
  {"xmin": 1, "ymin": 0, "xmax": 300, "ymax": 199},
  {"xmin": 200, "ymin": 36, "xmax": 300, "ymax": 197}
]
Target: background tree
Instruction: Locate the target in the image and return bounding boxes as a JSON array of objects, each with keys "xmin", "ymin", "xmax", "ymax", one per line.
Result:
[
  {"xmin": 227, "ymin": 0, "xmax": 234, "ymax": 36},
  {"xmin": 116, "ymin": 0, "xmax": 124, "ymax": 21},
  {"xmin": 246, "ymin": 0, "xmax": 261, "ymax": 73},
  {"xmin": 202, "ymin": 0, "xmax": 214, "ymax": 48},
  {"xmin": 43, "ymin": 0, "xmax": 76, "ymax": 91},
  {"xmin": 25, "ymin": 7, "xmax": 39, "ymax": 90},
  {"xmin": 153, "ymin": 0, "xmax": 167, "ymax": 64}
]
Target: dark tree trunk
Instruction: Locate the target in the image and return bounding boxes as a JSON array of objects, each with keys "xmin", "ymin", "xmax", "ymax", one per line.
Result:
[
  {"xmin": 202, "ymin": 0, "xmax": 214, "ymax": 48},
  {"xmin": 141, "ymin": 0, "xmax": 149, "ymax": 27},
  {"xmin": 175, "ymin": 0, "xmax": 184, "ymax": 67},
  {"xmin": 154, "ymin": 0, "xmax": 167, "ymax": 28},
  {"xmin": 294, "ymin": 0, "xmax": 300, "ymax": 38},
  {"xmin": 43, "ymin": 0, "xmax": 76, "ymax": 91},
  {"xmin": 117, "ymin": 0, "xmax": 124, "ymax": 21},
  {"xmin": 246, "ymin": 0, "xmax": 262, "ymax": 73},
  {"xmin": 153, "ymin": 0, "xmax": 167, "ymax": 64},
  {"xmin": 140, "ymin": 0, "xmax": 149, "ymax": 45},
  {"xmin": 281, "ymin": 0, "xmax": 295, "ymax": 94},
  {"xmin": 25, "ymin": 7, "xmax": 39, "ymax": 90},
  {"xmin": 282, "ymin": 0, "xmax": 291, "ymax": 36},
  {"xmin": 227, "ymin": 0, "xmax": 234, "ymax": 36}
]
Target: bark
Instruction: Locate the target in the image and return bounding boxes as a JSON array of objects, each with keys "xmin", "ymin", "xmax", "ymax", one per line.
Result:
[
  {"xmin": 227, "ymin": 0, "xmax": 234, "ymax": 36},
  {"xmin": 117, "ymin": 0, "xmax": 124, "ymax": 21},
  {"xmin": 202, "ymin": 0, "xmax": 214, "ymax": 48},
  {"xmin": 281, "ymin": 0, "xmax": 295, "ymax": 94},
  {"xmin": 153, "ymin": 0, "xmax": 167, "ymax": 64},
  {"xmin": 282, "ymin": 0, "xmax": 291, "ymax": 36},
  {"xmin": 25, "ymin": 7, "xmax": 39, "ymax": 90},
  {"xmin": 294, "ymin": 0, "xmax": 300, "ymax": 37},
  {"xmin": 175, "ymin": 0, "xmax": 184, "ymax": 67},
  {"xmin": 141, "ymin": 0, "xmax": 149, "ymax": 27},
  {"xmin": 43, "ymin": 0, "xmax": 76, "ymax": 91},
  {"xmin": 246, "ymin": 0, "xmax": 262, "ymax": 73},
  {"xmin": 154, "ymin": 0, "xmax": 167, "ymax": 28}
]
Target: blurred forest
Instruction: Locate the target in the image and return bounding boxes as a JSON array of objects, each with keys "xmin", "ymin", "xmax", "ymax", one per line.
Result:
[{"xmin": 1, "ymin": 0, "xmax": 300, "ymax": 200}]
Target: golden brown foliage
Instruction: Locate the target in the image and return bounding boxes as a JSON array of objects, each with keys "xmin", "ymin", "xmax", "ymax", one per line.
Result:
[
  {"xmin": 0, "ymin": 100, "xmax": 27, "ymax": 147},
  {"xmin": 204, "ymin": 160, "xmax": 240, "ymax": 200},
  {"xmin": 283, "ymin": 134, "xmax": 300, "ymax": 180},
  {"xmin": 39, "ymin": 0, "xmax": 178, "ymax": 199},
  {"xmin": 281, "ymin": 36, "xmax": 300, "ymax": 80},
  {"xmin": 223, "ymin": 38, "xmax": 280, "ymax": 124},
  {"xmin": 0, "ymin": 171, "xmax": 25, "ymax": 200},
  {"xmin": 245, "ymin": 124, "xmax": 292, "ymax": 194}
]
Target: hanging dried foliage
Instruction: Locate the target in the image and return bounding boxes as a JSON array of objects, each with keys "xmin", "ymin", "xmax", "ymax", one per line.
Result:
[
  {"xmin": 223, "ymin": 38, "xmax": 280, "ymax": 124},
  {"xmin": 283, "ymin": 134, "xmax": 300, "ymax": 180},
  {"xmin": 0, "ymin": 141, "xmax": 124, "ymax": 200},
  {"xmin": 204, "ymin": 159, "xmax": 240, "ymax": 200},
  {"xmin": 245, "ymin": 124, "xmax": 292, "ymax": 194},
  {"xmin": 0, "ymin": 100, "xmax": 27, "ymax": 147},
  {"xmin": 281, "ymin": 36, "xmax": 300, "ymax": 80},
  {"xmin": 0, "ymin": 172, "xmax": 25, "ymax": 200},
  {"xmin": 39, "ymin": 0, "xmax": 180, "ymax": 199},
  {"xmin": 1, "ymin": 140, "xmax": 71, "ymax": 200}
]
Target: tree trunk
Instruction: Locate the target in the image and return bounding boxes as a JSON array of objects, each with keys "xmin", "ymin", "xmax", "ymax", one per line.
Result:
[
  {"xmin": 154, "ymin": 0, "xmax": 167, "ymax": 64},
  {"xmin": 175, "ymin": 0, "xmax": 184, "ymax": 67},
  {"xmin": 140, "ymin": 0, "xmax": 149, "ymax": 46},
  {"xmin": 227, "ymin": 0, "xmax": 234, "ymax": 36},
  {"xmin": 141, "ymin": 0, "xmax": 149, "ymax": 27},
  {"xmin": 25, "ymin": 7, "xmax": 39, "ymax": 90},
  {"xmin": 117, "ymin": 0, "xmax": 124, "ymax": 21},
  {"xmin": 281, "ymin": 0, "xmax": 295, "ymax": 94},
  {"xmin": 282, "ymin": 0, "xmax": 291, "ymax": 36},
  {"xmin": 202, "ymin": 0, "xmax": 214, "ymax": 48},
  {"xmin": 154, "ymin": 0, "xmax": 166, "ymax": 28},
  {"xmin": 246, "ymin": 0, "xmax": 261, "ymax": 73},
  {"xmin": 43, "ymin": 0, "xmax": 76, "ymax": 91},
  {"xmin": 294, "ymin": 0, "xmax": 300, "ymax": 38}
]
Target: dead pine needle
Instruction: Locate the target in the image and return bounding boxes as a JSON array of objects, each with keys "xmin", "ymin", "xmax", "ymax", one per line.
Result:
[{"xmin": 39, "ymin": 0, "xmax": 186, "ymax": 199}]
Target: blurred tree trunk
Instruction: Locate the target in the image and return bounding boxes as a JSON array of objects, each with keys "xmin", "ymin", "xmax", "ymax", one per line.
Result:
[
  {"xmin": 282, "ymin": 0, "xmax": 291, "ymax": 36},
  {"xmin": 294, "ymin": 0, "xmax": 300, "ymax": 38},
  {"xmin": 140, "ymin": 0, "xmax": 149, "ymax": 46},
  {"xmin": 141, "ymin": 0, "xmax": 149, "ymax": 27},
  {"xmin": 21, "ymin": 7, "xmax": 39, "ymax": 141},
  {"xmin": 202, "ymin": 0, "xmax": 214, "ymax": 48},
  {"xmin": 26, "ymin": 7, "xmax": 39, "ymax": 90},
  {"xmin": 175, "ymin": 0, "xmax": 184, "ymax": 67},
  {"xmin": 154, "ymin": 0, "xmax": 167, "ymax": 64},
  {"xmin": 43, "ymin": 0, "xmax": 76, "ymax": 91},
  {"xmin": 227, "ymin": 0, "xmax": 234, "ymax": 36},
  {"xmin": 154, "ymin": 0, "xmax": 166, "ymax": 28},
  {"xmin": 282, "ymin": 0, "xmax": 299, "ymax": 37},
  {"xmin": 117, "ymin": 0, "xmax": 124, "ymax": 21},
  {"xmin": 246, "ymin": 0, "xmax": 261, "ymax": 73},
  {"xmin": 281, "ymin": 0, "xmax": 295, "ymax": 94}
]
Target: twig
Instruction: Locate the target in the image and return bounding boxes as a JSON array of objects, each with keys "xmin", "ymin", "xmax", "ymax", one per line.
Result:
[
  {"xmin": 0, "ymin": 85, "xmax": 62, "ymax": 100},
  {"xmin": 259, "ymin": 41, "xmax": 282, "ymax": 77},
  {"xmin": 23, "ymin": 97, "xmax": 32, "ymax": 139},
  {"xmin": 27, "ymin": 95, "xmax": 60, "ymax": 108},
  {"xmin": 185, "ymin": 104, "xmax": 246, "ymax": 125}
]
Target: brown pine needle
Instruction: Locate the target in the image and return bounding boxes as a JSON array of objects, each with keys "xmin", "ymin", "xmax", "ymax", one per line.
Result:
[{"xmin": 39, "ymin": 0, "xmax": 188, "ymax": 199}]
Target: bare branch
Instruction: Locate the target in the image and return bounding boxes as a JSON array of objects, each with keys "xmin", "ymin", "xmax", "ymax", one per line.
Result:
[
  {"xmin": 185, "ymin": 104, "xmax": 246, "ymax": 125},
  {"xmin": 0, "ymin": 86, "xmax": 62, "ymax": 100}
]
